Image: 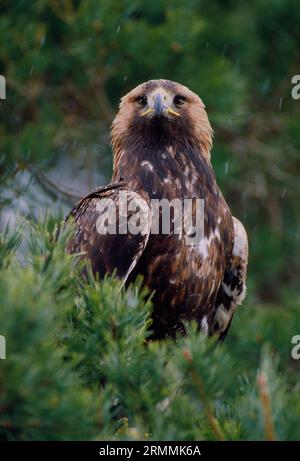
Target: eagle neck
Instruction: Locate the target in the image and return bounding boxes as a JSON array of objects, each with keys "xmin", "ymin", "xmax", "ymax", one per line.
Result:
[{"xmin": 112, "ymin": 135, "xmax": 216, "ymax": 201}]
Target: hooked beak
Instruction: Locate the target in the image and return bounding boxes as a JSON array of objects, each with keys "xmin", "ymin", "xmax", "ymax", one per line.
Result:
[
  {"xmin": 153, "ymin": 93, "xmax": 164, "ymax": 116},
  {"xmin": 142, "ymin": 92, "xmax": 180, "ymax": 118}
]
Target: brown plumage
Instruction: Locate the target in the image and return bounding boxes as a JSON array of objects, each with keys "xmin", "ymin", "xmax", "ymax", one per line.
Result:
[{"xmin": 66, "ymin": 79, "xmax": 248, "ymax": 339}]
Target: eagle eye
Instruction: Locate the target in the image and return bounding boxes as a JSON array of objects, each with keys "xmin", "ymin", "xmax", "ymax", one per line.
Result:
[
  {"xmin": 174, "ymin": 95, "xmax": 186, "ymax": 107},
  {"xmin": 136, "ymin": 95, "xmax": 147, "ymax": 106}
]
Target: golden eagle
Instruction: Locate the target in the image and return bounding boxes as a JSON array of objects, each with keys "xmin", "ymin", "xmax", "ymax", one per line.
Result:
[{"xmin": 66, "ymin": 79, "xmax": 248, "ymax": 340}]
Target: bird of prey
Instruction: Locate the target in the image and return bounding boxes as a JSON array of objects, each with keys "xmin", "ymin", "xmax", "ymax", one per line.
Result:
[{"xmin": 66, "ymin": 79, "xmax": 248, "ymax": 340}]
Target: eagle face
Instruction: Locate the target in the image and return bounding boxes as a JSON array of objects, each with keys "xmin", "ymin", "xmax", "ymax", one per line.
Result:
[
  {"xmin": 130, "ymin": 81, "xmax": 196, "ymax": 120},
  {"xmin": 111, "ymin": 79, "xmax": 213, "ymax": 165}
]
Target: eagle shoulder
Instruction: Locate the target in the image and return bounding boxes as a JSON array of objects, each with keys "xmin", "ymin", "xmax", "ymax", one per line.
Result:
[{"xmin": 66, "ymin": 182, "xmax": 151, "ymax": 283}]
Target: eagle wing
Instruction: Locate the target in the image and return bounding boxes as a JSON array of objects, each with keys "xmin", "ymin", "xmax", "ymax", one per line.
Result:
[
  {"xmin": 211, "ymin": 217, "xmax": 248, "ymax": 340},
  {"xmin": 66, "ymin": 182, "xmax": 151, "ymax": 283}
]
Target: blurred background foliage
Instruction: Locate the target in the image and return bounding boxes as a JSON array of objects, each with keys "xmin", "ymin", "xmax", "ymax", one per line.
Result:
[{"xmin": 1, "ymin": 1, "xmax": 300, "ymax": 304}]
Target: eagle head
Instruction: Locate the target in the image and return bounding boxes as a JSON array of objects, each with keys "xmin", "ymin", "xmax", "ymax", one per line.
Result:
[{"xmin": 111, "ymin": 80, "xmax": 213, "ymax": 169}]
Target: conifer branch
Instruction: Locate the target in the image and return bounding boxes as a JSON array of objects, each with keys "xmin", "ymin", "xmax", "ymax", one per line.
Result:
[
  {"xmin": 257, "ymin": 371, "xmax": 277, "ymax": 441},
  {"xmin": 182, "ymin": 349, "xmax": 225, "ymax": 441}
]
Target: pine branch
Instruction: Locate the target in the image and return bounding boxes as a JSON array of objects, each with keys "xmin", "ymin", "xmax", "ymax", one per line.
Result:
[
  {"xmin": 27, "ymin": 166, "xmax": 82, "ymax": 204},
  {"xmin": 257, "ymin": 371, "xmax": 277, "ymax": 441},
  {"xmin": 182, "ymin": 348, "xmax": 225, "ymax": 441}
]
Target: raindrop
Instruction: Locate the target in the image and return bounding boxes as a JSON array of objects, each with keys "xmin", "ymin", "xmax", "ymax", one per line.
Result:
[
  {"xmin": 40, "ymin": 35, "xmax": 45, "ymax": 47},
  {"xmin": 222, "ymin": 43, "xmax": 228, "ymax": 55},
  {"xmin": 278, "ymin": 97, "xmax": 283, "ymax": 111},
  {"xmin": 225, "ymin": 161, "xmax": 229, "ymax": 174},
  {"xmin": 62, "ymin": 142, "xmax": 69, "ymax": 152},
  {"xmin": 281, "ymin": 188, "xmax": 286, "ymax": 199},
  {"xmin": 117, "ymin": 25, "xmax": 121, "ymax": 33},
  {"xmin": 123, "ymin": 76, "xmax": 128, "ymax": 81}
]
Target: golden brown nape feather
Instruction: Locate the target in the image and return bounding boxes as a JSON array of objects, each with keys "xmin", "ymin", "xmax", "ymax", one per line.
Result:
[{"xmin": 111, "ymin": 79, "xmax": 213, "ymax": 176}]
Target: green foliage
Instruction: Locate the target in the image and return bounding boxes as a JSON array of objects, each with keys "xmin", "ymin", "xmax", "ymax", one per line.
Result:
[
  {"xmin": 0, "ymin": 221, "xmax": 102, "ymax": 440},
  {"xmin": 0, "ymin": 218, "xmax": 299, "ymax": 440}
]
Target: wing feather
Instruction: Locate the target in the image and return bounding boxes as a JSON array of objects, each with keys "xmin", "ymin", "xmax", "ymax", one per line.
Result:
[
  {"xmin": 66, "ymin": 182, "xmax": 151, "ymax": 281},
  {"xmin": 211, "ymin": 217, "xmax": 248, "ymax": 340}
]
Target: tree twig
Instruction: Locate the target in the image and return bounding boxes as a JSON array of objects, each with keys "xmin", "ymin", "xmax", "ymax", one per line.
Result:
[
  {"xmin": 183, "ymin": 348, "xmax": 225, "ymax": 441},
  {"xmin": 27, "ymin": 165, "xmax": 82, "ymax": 204},
  {"xmin": 257, "ymin": 371, "xmax": 277, "ymax": 441}
]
